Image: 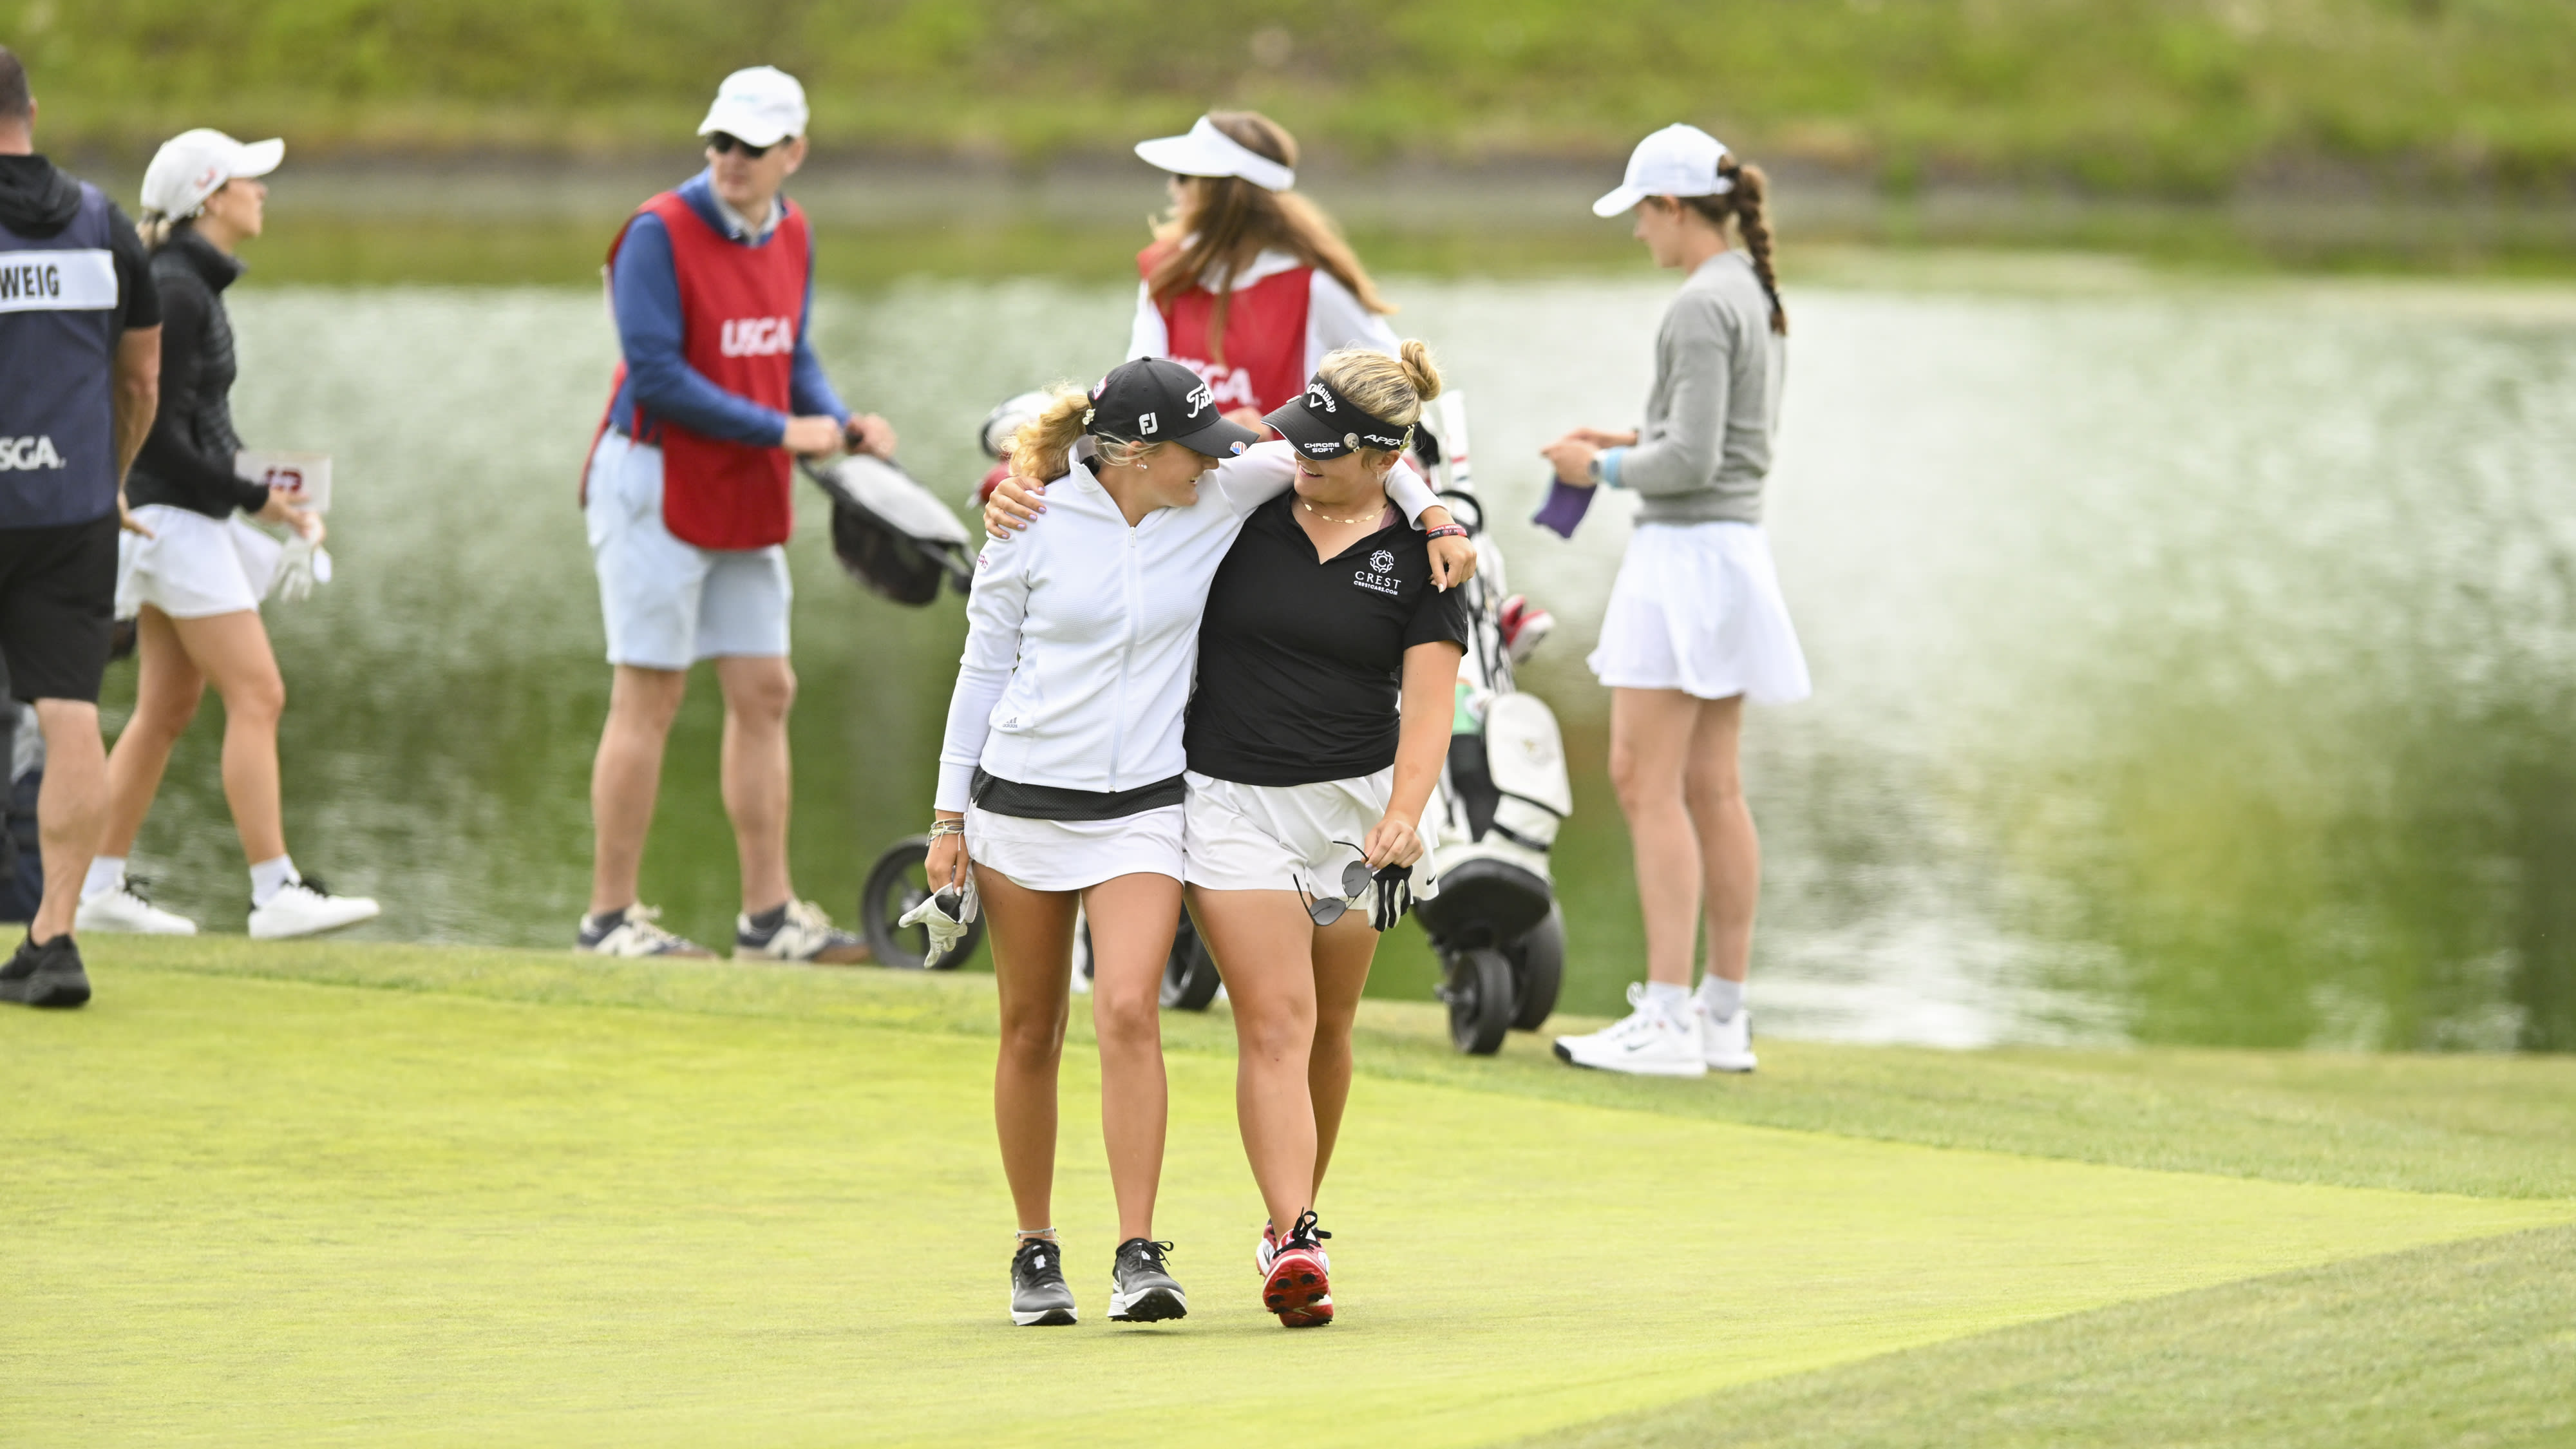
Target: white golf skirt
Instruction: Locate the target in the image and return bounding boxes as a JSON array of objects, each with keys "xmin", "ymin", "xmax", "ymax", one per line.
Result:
[
  {"xmin": 963, "ymin": 803, "xmax": 1184, "ymax": 893},
  {"xmin": 115, "ymin": 504, "xmax": 281, "ymax": 620},
  {"xmin": 1586, "ymin": 521, "xmax": 1810, "ymax": 704},
  {"xmin": 1182, "ymin": 768, "xmax": 1439, "ymax": 904}
]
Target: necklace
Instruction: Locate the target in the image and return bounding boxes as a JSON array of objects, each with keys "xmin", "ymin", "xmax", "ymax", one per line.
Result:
[{"xmin": 1301, "ymin": 498, "xmax": 1381, "ymax": 526}]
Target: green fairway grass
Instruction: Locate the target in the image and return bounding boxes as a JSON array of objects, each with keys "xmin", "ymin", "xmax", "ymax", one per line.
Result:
[{"xmin": 5, "ymin": 938, "xmax": 2570, "ymax": 1447}]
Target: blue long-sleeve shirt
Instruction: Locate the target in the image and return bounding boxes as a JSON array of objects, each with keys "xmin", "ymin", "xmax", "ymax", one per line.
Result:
[{"xmin": 607, "ymin": 170, "xmax": 848, "ymax": 448}]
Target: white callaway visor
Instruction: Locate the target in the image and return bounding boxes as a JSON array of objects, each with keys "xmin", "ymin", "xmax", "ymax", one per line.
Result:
[{"xmin": 1133, "ymin": 116, "xmax": 1296, "ymax": 192}]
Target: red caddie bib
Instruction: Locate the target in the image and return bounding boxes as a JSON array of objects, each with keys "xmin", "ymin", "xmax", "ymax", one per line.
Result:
[
  {"xmin": 1139, "ymin": 241, "xmax": 1311, "ymax": 419},
  {"xmin": 598, "ymin": 191, "xmax": 811, "ymax": 550}
]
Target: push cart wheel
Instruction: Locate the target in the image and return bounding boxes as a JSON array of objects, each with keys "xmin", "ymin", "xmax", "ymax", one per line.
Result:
[
  {"xmin": 859, "ymin": 835, "xmax": 983, "ymax": 971},
  {"xmin": 1440, "ymin": 948, "xmax": 1515, "ymax": 1056},
  {"xmin": 1160, "ymin": 911, "xmax": 1223, "ymax": 1010},
  {"xmin": 1504, "ymin": 904, "xmax": 1566, "ymax": 1032}
]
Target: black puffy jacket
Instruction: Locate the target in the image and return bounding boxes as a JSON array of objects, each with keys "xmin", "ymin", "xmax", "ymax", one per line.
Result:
[{"xmin": 125, "ymin": 224, "xmax": 270, "ymax": 520}]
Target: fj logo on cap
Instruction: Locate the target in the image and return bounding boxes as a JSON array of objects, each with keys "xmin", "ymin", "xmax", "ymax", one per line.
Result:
[{"xmin": 1139, "ymin": 412, "xmax": 1159, "ymax": 434}]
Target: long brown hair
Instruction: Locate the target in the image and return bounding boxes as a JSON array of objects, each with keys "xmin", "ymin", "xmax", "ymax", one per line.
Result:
[
  {"xmin": 1144, "ymin": 111, "xmax": 1391, "ymax": 365},
  {"xmin": 1670, "ymin": 156, "xmax": 1785, "ymax": 335}
]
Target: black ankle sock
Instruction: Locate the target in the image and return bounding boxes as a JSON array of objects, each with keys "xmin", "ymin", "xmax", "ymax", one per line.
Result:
[{"xmin": 746, "ymin": 903, "xmax": 789, "ymax": 933}]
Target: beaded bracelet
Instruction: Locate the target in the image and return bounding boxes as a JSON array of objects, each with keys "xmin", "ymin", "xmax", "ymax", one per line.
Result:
[{"xmin": 1425, "ymin": 524, "xmax": 1469, "ymax": 542}]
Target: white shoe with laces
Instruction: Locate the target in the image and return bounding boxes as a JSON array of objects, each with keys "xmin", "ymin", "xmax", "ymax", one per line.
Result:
[
  {"xmin": 1551, "ymin": 983, "xmax": 1709, "ymax": 1077},
  {"xmin": 75, "ymin": 880, "xmax": 198, "ymax": 936},
  {"xmin": 576, "ymin": 904, "xmax": 714, "ymax": 959},
  {"xmin": 1698, "ymin": 1002, "xmax": 1758, "ymax": 1073},
  {"xmin": 247, "ymin": 878, "xmax": 381, "ymax": 940}
]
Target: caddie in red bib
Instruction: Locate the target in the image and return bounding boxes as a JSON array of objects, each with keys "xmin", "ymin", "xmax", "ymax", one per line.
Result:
[{"xmin": 574, "ymin": 64, "xmax": 893, "ymax": 967}]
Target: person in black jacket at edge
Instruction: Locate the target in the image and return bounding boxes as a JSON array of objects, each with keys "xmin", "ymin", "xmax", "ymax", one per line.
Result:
[
  {"xmin": 75, "ymin": 128, "xmax": 381, "ymax": 942},
  {"xmin": 0, "ymin": 46, "xmax": 162, "ymax": 1008}
]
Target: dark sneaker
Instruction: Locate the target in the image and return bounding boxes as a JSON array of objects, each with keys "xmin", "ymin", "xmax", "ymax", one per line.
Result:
[
  {"xmin": 1011, "ymin": 1237, "xmax": 1077, "ymax": 1327},
  {"xmin": 1107, "ymin": 1238, "xmax": 1187, "ymax": 1323},
  {"xmin": 1263, "ymin": 1210, "xmax": 1333, "ymax": 1328},
  {"xmin": 576, "ymin": 904, "xmax": 715, "ymax": 959},
  {"xmin": 0, "ymin": 934, "xmax": 91, "ymax": 1009}
]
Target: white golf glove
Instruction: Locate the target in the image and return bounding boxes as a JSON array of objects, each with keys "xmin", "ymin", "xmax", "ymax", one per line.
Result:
[
  {"xmin": 273, "ymin": 535, "xmax": 334, "ymax": 602},
  {"xmin": 896, "ymin": 873, "xmax": 980, "ymax": 960}
]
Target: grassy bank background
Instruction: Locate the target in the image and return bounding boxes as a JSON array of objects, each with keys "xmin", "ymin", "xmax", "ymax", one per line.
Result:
[{"xmin": 15, "ymin": 0, "xmax": 2576, "ymax": 198}]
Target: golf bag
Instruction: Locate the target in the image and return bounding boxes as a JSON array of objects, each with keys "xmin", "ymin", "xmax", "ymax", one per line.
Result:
[
  {"xmin": 1406, "ymin": 392, "xmax": 1574, "ymax": 1054},
  {"xmin": 805, "ymin": 454, "xmax": 976, "ymax": 606}
]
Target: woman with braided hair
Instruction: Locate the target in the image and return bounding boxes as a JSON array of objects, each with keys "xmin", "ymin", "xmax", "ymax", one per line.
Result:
[{"xmin": 1540, "ymin": 124, "xmax": 1809, "ymax": 1079}]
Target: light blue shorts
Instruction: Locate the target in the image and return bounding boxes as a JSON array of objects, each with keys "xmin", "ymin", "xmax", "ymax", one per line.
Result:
[{"xmin": 584, "ymin": 430, "xmax": 791, "ymax": 670}]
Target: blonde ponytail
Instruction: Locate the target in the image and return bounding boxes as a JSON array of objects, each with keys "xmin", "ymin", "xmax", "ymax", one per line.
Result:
[
  {"xmin": 1008, "ymin": 386, "xmax": 1092, "ymax": 483},
  {"xmin": 137, "ymin": 209, "xmax": 177, "ymax": 249},
  {"xmin": 1396, "ymin": 339, "xmax": 1443, "ymax": 405}
]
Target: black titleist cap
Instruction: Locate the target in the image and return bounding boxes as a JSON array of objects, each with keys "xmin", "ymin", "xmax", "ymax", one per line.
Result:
[
  {"xmin": 1086, "ymin": 358, "xmax": 1262, "ymax": 458},
  {"xmin": 1264, "ymin": 374, "xmax": 1415, "ymax": 460}
]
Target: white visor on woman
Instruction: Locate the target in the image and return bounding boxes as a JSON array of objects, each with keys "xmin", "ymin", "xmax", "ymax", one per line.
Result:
[
  {"xmin": 1591, "ymin": 123, "xmax": 1734, "ymax": 218},
  {"xmin": 140, "ymin": 129, "xmax": 285, "ymax": 220},
  {"xmin": 1134, "ymin": 115, "xmax": 1295, "ymax": 192}
]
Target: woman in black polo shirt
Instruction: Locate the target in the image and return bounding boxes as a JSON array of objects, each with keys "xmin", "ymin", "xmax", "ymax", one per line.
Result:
[{"xmin": 1182, "ymin": 343, "xmax": 1468, "ymax": 1328}]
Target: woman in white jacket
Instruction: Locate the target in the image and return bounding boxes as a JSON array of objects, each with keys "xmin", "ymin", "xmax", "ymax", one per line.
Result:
[{"xmin": 928, "ymin": 357, "xmax": 1470, "ymax": 1329}]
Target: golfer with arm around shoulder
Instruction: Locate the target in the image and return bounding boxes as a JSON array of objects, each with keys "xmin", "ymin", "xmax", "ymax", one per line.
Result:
[
  {"xmin": 1542, "ymin": 125, "xmax": 1810, "ymax": 1078},
  {"xmin": 0, "ymin": 45, "xmax": 162, "ymax": 1009},
  {"xmin": 578, "ymin": 66, "xmax": 893, "ymax": 963},
  {"xmin": 934, "ymin": 357, "xmax": 1470, "ymax": 1329}
]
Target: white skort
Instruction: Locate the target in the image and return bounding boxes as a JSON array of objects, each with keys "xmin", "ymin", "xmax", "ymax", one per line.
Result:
[
  {"xmin": 964, "ymin": 802, "xmax": 1185, "ymax": 893},
  {"xmin": 1586, "ymin": 520, "xmax": 1811, "ymax": 704},
  {"xmin": 585, "ymin": 430, "xmax": 791, "ymax": 670},
  {"xmin": 115, "ymin": 504, "xmax": 283, "ymax": 620},
  {"xmin": 1182, "ymin": 768, "xmax": 1440, "ymax": 904}
]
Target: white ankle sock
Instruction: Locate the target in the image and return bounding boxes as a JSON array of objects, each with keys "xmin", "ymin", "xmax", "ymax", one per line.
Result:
[
  {"xmin": 249, "ymin": 855, "xmax": 299, "ymax": 907},
  {"xmin": 1645, "ymin": 981, "xmax": 1692, "ymax": 1018},
  {"xmin": 83, "ymin": 855, "xmax": 127, "ymax": 901},
  {"xmin": 1700, "ymin": 976, "xmax": 1745, "ymax": 1021}
]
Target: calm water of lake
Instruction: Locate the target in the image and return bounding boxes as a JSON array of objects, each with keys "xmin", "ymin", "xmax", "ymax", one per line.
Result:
[{"xmin": 100, "ymin": 267, "xmax": 2576, "ymax": 1052}]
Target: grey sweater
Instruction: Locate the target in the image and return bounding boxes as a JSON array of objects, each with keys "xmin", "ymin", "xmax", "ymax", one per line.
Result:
[{"xmin": 1618, "ymin": 250, "xmax": 1785, "ymax": 526}]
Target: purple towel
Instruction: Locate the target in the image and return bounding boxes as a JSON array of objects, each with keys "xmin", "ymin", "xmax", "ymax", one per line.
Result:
[{"xmin": 1531, "ymin": 478, "xmax": 1596, "ymax": 539}]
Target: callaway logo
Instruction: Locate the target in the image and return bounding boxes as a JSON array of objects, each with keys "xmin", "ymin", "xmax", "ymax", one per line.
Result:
[
  {"xmin": 0, "ymin": 436, "xmax": 66, "ymax": 471},
  {"xmin": 1307, "ymin": 380, "xmax": 1336, "ymax": 413},
  {"xmin": 719, "ymin": 316, "xmax": 795, "ymax": 357}
]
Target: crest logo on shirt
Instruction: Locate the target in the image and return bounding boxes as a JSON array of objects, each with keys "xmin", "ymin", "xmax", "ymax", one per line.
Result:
[{"xmin": 1369, "ymin": 549, "xmax": 1396, "ymax": 574}]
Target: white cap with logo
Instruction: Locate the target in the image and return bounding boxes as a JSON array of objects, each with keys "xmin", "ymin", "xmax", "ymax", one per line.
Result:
[
  {"xmin": 1133, "ymin": 115, "xmax": 1296, "ymax": 193},
  {"xmin": 140, "ymin": 129, "xmax": 285, "ymax": 220},
  {"xmin": 1591, "ymin": 124, "xmax": 1734, "ymax": 218},
  {"xmin": 697, "ymin": 66, "xmax": 810, "ymax": 148}
]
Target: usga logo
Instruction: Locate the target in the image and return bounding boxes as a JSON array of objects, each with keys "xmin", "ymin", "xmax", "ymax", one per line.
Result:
[
  {"xmin": 719, "ymin": 316, "xmax": 795, "ymax": 357},
  {"xmin": 0, "ymin": 435, "xmax": 66, "ymax": 471}
]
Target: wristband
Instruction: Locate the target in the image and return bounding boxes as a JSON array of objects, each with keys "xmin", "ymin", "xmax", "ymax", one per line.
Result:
[
  {"xmin": 928, "ymin": 819, "xmax": 965, "ymax": 839},
  {"xmin": 1424, "ymin": 524, "xmax": 1468, "ymax": 542}
]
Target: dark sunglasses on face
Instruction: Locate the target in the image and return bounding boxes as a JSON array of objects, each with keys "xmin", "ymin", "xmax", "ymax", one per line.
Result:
[{"xmin": 707, "ymin": 132, "xmax": 772, "ymax": 159}]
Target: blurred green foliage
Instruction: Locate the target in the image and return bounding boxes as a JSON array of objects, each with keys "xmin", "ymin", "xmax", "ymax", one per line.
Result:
[{"xmin": 10, "ymin": 0, "xmax": 2576, "ymax": 193}]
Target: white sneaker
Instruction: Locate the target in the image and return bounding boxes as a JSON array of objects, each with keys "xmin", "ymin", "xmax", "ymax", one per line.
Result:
[
  {"xmin": 75, "ymin": 880, "xmax": 198, "ymax": 936},
  {"xmin": 247, "ymin": 878, "xmax": 381, "ymax": 940},
  {"xmin": 1698, "ymin": 1003, "xmax": 1758, "ymax": 1072},
  {"xmin": 576, "ymin": 904, "xmax": 714, "ymax": 958},
  {"xmin": 1551, "ymin": 983, "xmax": 1709, "ymax": 1077},
  {"xmin": 735, "ymin": 898, "xmax": 871, "ymax": 964}
]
